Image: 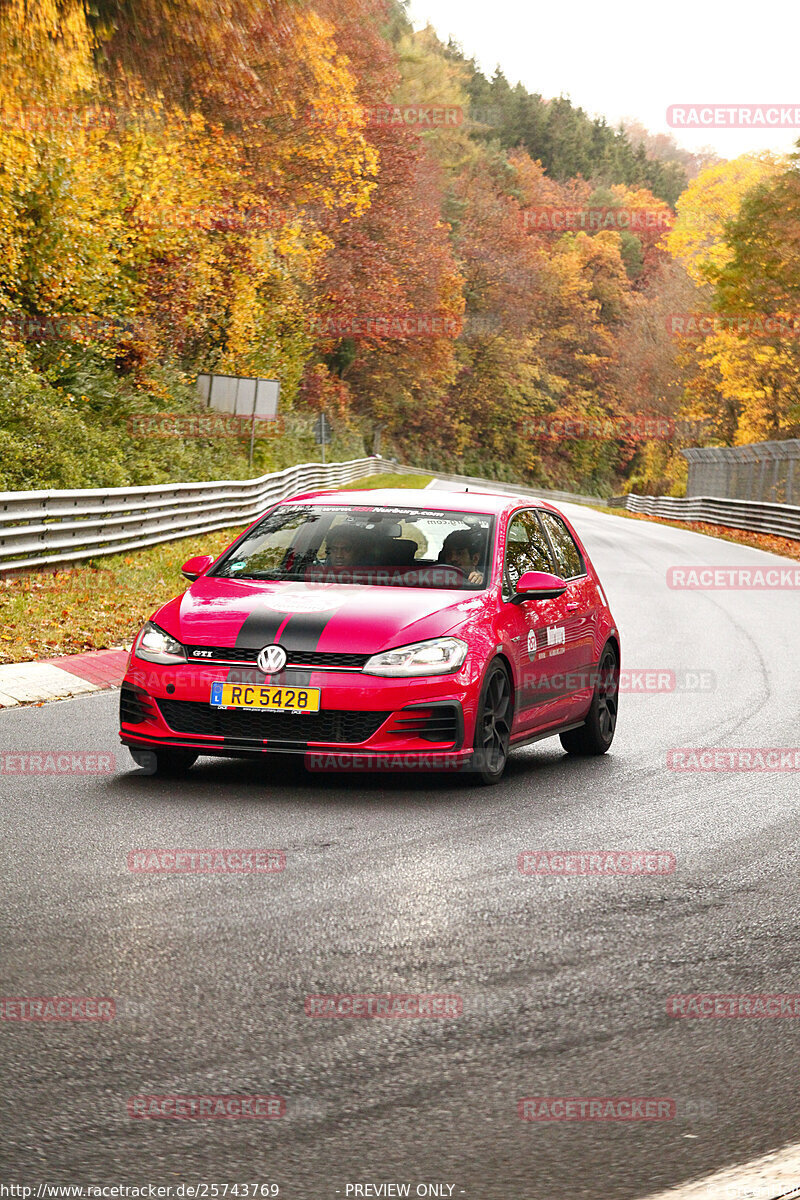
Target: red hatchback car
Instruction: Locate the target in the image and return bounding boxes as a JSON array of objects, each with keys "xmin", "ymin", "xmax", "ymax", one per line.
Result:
[{"xmin": 119, "ymin": 488, "xmax": 620, "ymax": 783}]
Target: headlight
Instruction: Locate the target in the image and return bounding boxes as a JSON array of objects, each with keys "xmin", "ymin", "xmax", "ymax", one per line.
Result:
[
  {"xmin": 133, "ymin": 621, "xmax": 186, "ymax": 664},
  {"xmin": 363, "ymin": 636, "xmax": 467, "ymax": 677}
]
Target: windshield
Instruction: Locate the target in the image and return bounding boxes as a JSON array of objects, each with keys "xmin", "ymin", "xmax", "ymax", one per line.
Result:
[{"xmin": 212, "ymin": 504, "xmax": 495, "ymax": 590}]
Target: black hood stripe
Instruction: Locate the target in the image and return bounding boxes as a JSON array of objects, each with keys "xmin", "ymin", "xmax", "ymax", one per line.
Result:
[
  {"xmin": 275, "ymin": 610, "xmax": 337, "ymax": 687},
  {"xmin": 223, "ymin": 605, "xmax": 339, "ymax": 749}
]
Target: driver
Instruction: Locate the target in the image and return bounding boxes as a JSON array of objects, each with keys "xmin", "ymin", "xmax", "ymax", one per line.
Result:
[
  {"xmin": 439, "ymin": 529, "xmax": 485, "ymax": 585},
  {"xmin": 325, "ymin": 523, "xmax": 371, "ymax": 568}
]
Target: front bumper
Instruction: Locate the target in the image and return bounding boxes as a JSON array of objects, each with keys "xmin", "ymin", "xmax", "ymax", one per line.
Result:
[{"xmin": 119, "ymin": 655, "xmax": 475, "ymax": 767}]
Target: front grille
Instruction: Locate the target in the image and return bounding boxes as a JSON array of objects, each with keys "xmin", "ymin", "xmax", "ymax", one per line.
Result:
[
  {"xmin": 186, "ymin": 646, "xmax": 260, "ymax": 664},
  {"xmin": 388, "ymin": 704, "xmax": 461, "ymax": 746},
  {"xmin": 120, "ymin": 682, "xmax": 154, "ymax": 725},
  {"xmin": 279, "ymin": 650, "xmax": 370, "ymax": 669},
  {"xmin": 186, "ymin": 646, "xmax": 369, "ymax": 669},
  {"xmin": 156, "ymin": 699, "xmax": 389, "ymax": 745}
]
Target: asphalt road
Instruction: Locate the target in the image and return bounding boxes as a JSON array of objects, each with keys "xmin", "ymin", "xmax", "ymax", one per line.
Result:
[{"xmin": 2, "ymin": 500, "xmax": 799, "ymax": 1199}]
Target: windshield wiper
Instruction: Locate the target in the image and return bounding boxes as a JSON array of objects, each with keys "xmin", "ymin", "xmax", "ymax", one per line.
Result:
[{"xmin": 221, "ymin": 569, "xmax": 287, "ymax": 580}]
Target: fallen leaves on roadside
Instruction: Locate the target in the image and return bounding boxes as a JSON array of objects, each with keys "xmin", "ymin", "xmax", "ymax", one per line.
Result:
[
  {"xmin": 1, "ymin": 526, "xmax": 243, "ymax": 664},
  {"xmin": 619, "ymin": 512, "xmax": 800, "ymax": 561}
]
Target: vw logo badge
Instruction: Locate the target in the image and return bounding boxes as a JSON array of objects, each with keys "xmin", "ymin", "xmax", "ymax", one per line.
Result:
[{"xmin": 257, "ymin": 644, "xmax": 287, "ymax": 674}]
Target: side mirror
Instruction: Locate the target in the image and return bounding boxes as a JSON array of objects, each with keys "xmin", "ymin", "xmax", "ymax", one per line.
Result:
[
  {"xmin": 181, "ymin": 554, "xmax": 214, "ymax": 581},
  {"xmin": 512, "ymin": 570, "xmax": 567, "ymax": 603}
]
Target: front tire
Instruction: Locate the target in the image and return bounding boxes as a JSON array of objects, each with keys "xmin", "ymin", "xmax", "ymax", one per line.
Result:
[
  {"xmin": 471, "ymin": 660, "xmax": 513, "ymax": 784},
  {"xmin": 560, "ymin": 642, "xmax": 619, "ymax": 756},
  {"xmin": 129, "ymin": 747, "xmax": 198, "ymax": 775}
]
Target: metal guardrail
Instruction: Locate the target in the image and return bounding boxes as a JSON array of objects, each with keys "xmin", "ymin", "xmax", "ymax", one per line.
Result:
[
  {"xmin": 0, "ymin": 457, "xmax": 618, "ymax": 574},
  {"xmin": 0, "ymin": 458, "xmax": 384, "ymax": 572},
  {"xmin": 14, "ymin": 453, "xmax": 795, "ymax": 574},
  {"xmin": 609, "ymin": 492, "xmax": 800, "ymax": 541}
]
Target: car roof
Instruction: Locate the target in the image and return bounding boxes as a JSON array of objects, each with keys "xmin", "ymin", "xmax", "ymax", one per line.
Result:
[{"xmin": 283, "ymin": 486, "xmax": 553, "ymax": 515}]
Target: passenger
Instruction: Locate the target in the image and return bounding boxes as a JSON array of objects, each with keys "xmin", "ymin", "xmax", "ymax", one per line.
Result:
[{"xmin": 439, "ymin": 529, "xmax": 485, "ymax": 585}]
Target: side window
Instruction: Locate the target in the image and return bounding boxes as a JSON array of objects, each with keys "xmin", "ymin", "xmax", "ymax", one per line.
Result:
[
  {"xmin": 504, "ymin": 511, "xmax": 553, "ymax": 593},
  {"xmin": 538, "ymin": 512, "xmax": 584, "ymax": 579}
]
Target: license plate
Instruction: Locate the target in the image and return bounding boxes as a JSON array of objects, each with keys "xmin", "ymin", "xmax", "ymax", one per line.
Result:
[{"xmin": 210, "ymin": 682, "xmax": 320, "ymax": 712}]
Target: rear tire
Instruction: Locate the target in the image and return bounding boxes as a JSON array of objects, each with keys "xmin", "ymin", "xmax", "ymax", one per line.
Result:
[
  {"xmin": 129, "ymin": 747, "xmax": 198, "ymax": 775},
  {"xmin": 559, "ymin": 642, "xmax": 619, "ymax": 756},
  {"xmin": 471, "ymin": 660, "xmax": 513, "ymax": 785}
]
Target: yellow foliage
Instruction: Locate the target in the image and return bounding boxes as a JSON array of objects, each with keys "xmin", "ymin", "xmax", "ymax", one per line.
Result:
[
  {"xmin": 0, "ymin": 0, "xmax": 379, "ymax": 395},
  {"xmin": 248, "ymin": 9, "xmax": 378, "ymax": 215},
  {"xmin": 665, "ymin": 155, "xmax": 783, "ymax": 286}
]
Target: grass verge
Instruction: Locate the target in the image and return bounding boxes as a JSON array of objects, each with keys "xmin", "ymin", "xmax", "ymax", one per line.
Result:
[{"xmin": 339, "ymin": 472, "xmax": 432, "ymax": 490}]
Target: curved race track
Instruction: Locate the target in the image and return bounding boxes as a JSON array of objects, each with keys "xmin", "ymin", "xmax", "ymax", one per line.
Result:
[{"xmin": 1, "ymin": 496, "xmax": 799, "ymax": 1199}]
